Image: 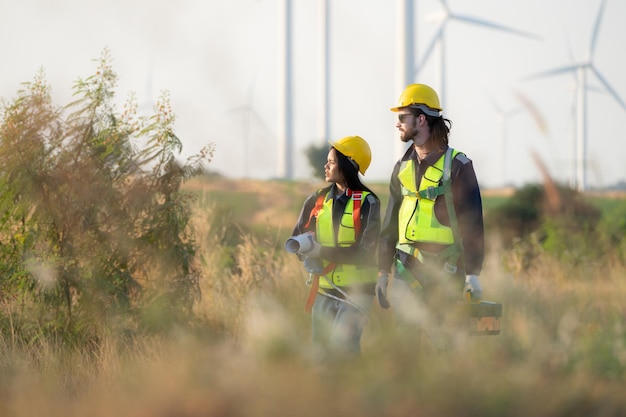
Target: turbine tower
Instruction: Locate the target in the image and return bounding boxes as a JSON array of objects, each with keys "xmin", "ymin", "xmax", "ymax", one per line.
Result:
[
  {"xmin": 395, "ymin": 0, "xmax": 416, "ymax": 160},
  {"xmin": 277, "ymin": 0, "xmax": 294, "ymax": 179},
  {"xmin": 524, "ymin": 0, "xmax": 626, "ymax": 191},
  {"xmin": 318, "ymin": 0, "xmax": 330, "ymax": 143},
  {"xmin": 418, "ymin": 0, "xmax": 540, "ymax": 109}
]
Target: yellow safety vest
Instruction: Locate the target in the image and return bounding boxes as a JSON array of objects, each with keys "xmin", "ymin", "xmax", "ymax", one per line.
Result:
[
  {"xmin": 315, "ymin": 191, "xmax": 377, "ymax": 288},
  {"xmin": 397, "ymin": 149, "xmax": 460, "ymax": 245}
]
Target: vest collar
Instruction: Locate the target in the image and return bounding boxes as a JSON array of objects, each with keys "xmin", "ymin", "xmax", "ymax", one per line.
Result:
[{"xmin": 416, "ymin": 145, "xmax": 448, "ymax": 166}]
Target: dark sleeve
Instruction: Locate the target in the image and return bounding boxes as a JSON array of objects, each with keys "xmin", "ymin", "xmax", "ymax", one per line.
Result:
[
  {"xmin": 378, "ymin": 162, "xmax": 403, "ymax": 273},
  {"xmin": 320, "ymin": 193, "xmax": 381, "ymax": 267},
  {"xmin": 452, "ymin": 157, "xmax": 485, "ymax": 276}
]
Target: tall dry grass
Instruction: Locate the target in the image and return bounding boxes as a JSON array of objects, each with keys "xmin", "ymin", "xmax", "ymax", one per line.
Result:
[{"xmin": 2, "ymin": 200, "xmax": 626, "ymax": 416}]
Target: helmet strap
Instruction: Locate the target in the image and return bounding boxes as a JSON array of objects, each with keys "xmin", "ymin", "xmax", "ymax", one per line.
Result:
[{"xmin": 410, "ymin": 104, "xmax": 441, "ymax": 118}]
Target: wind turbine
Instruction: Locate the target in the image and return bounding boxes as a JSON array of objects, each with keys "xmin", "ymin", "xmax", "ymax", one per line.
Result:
[
  {"xmin": 229, "ymin": 77, "xmax": 272, "ymax": 179},
  {"xmin": 524, "ymin": 0, "xmax": 626, "ymax": 192},
  {"xmin": 417, "ymin": 0, "xmax": 540, "ymax": 109},
  {"xmin": 488, "ymin": 90, "xmax": 552, "ymax": 187},
  {"xmin": 487, "ymin": 94, "xmax": 522, "ymax": 187}
]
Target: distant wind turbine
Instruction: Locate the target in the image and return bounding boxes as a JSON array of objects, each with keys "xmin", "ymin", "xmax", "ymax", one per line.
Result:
[
  {"xmin": 229, "ymin": 77, "xmax": 272, "ymax": 178},
  {"xmin": 487, "ymin": 94, "xmax": 522, "ymax": 187},
  {"xmin": 488, "ymin": 90, "xmax": 552, "ymax": 187},
  {"xmin": 524, "ymin": 0, "xmax": 626, "ymax": 192},
  {"xmin": 418, "ymin": 0, "xmax": 541, "ymax": 109}
]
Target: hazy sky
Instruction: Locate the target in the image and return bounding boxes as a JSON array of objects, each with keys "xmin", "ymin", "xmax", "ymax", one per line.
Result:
[{"xmin": 2, "ymin": 0, "xmax": 625, "ymax": 189}]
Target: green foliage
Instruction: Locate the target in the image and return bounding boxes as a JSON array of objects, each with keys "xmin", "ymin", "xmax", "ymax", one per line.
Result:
[
  {"xmin": 304, "ymin": 140, "xmax": 328, "ymax": 180},
  {"xmin": 486, "ymin": 184, "xmax": 545, "ymax": 245},
  {"xmin": 0, "ymin": 49, "xmax": 214, "ymax": 343},
  {"xmin": 487, "ymin": 183, "xmax": 612, "ymax": 269}
]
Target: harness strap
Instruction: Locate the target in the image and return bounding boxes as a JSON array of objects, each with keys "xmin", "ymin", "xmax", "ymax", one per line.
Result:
[
  {"xmin": 395, "ymin": 259, "xmax": 423, "ymax": 291},
  {"xmin": 441, "ymin": 148, "xmax": 464, "ymax": 273},
  {"xmin": 346, "ymin": 189, "xmax": 363, "ymax": 236},
  {"xmin": 304, "ymin": 262, "xmax": 337, "ymax": 312},
  {"xmin": 304, "ymin": 189, "xmax": 363, "ymax": 237},
  {"xmin": 417, "ymin": 182, "xmax": 450, "ymax": 200},
  {"xmin": 304, "ymin": 191, "xmax": 326, "ymax": 229},
  {"xmin": 396, "ymin": 243, "xmax": 425, "ymax": 262}
]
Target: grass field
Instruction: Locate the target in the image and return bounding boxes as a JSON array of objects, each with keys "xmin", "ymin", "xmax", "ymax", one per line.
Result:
[{"xmin": 2, "ymin": 176, "xmax": 626, "ymax": 416}]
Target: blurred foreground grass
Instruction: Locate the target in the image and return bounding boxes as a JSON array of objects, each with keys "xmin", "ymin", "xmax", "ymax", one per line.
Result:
[{"xmin": 1, "ymin": 178, "xmax": 626, "ymax": 416}]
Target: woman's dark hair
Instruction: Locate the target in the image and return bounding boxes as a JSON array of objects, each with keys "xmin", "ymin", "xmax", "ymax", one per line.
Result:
[
  {"xmin": 334, "ymin": 148, "xmax": 376, "ymax": 195},
  {"xmin": 410, "ymin": 108, "xmax": 452, "ymax": 146}
]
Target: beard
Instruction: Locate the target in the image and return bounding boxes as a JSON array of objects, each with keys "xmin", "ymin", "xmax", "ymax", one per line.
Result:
[{"xmin": 399, "ymin": 125, "xmax": 416, "ymax": 143}]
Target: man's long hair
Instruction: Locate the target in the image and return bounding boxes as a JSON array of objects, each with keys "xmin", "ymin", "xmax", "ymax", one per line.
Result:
[{"xmin": 411, "ymin": 108, "xmax": 452, "ymax": 147}]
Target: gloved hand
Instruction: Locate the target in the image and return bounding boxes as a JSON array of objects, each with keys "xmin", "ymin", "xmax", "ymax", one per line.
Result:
[
  {"xmin": 303, "ymin": 257, "xmax": 324, "ymax": 274},
  {"xmin": 375, "ymin": 273, "xmax": 390, "ymax": 309},
  {"xmin": 464, "ymin": 274, "xmax": 483, "ymax": 302},
  {"xmin": 298, "ymin": 235, "xmax": 321, "ymax": 258}
]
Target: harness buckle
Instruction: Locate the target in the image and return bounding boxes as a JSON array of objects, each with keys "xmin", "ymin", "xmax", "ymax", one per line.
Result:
[
  {"xmin": 426, "ymin": 186, "xmax": 437, "ymax": 200},
  {"xmin": 443, "ymin": 262, "xmax": 458, "ymax": 274}
]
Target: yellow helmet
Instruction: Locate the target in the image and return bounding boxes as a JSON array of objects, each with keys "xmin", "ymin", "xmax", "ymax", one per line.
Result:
[
  {"xmin": 328, "ymin": 135, "xmax": 372, "ymax": 175},
  {"xmin": 390, "ymin": 83, "xmax": 442, "ymax": 116}
]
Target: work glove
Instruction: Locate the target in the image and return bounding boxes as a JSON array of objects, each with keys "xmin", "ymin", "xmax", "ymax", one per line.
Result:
[
  {"xmin": 375, "ymin": 273, "xmax": 390, "ymax": 309},
  {"xmin": 464, "ymin": 274, "xmax": 483, "ymax": 302},
  {"xmin": 298, "ymin": 235, "xmax": 321, "ymax": 258},
  {"xmin": 303, "ymin": 257, "xmax": 324, "ymax": 274}
]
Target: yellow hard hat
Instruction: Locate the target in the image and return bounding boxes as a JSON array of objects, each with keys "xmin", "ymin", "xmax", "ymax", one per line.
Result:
[
  {"xmin": 390, "ymin": 83, "xmax": 442, "ymax": 116},
  {"xmin": 328, "ymin": 135, "xmax": 372, "ymax": 175}
]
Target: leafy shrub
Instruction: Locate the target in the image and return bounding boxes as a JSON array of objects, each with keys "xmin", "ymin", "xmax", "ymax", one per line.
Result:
[
  {"xmin": 0, "ymin": 49, "xmax": 214, "ymax": 344},
  {"xmin": 488, "ymin": 183, "xmax": 606, "ymax": 270}
]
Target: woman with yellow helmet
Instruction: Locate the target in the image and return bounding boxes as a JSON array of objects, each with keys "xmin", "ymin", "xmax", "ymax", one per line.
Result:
[{"xmin": 286, "ymin": 135, "xmax": 381, "ymax": 362}]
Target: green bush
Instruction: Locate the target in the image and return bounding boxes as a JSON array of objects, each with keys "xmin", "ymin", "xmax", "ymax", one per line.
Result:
[
  {"xmin": 487, "ymin": 183, "xmax": 609, "ymax": 269},
  {"xmin": 0, "ymin": 49, "xmax": 214, "ymax": 344}
]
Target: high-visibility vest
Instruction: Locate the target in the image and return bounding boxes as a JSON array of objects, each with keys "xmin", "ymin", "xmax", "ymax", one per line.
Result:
[
  {"xmin": 313, "ymin": 190, "xmax": 377, "ymax": 288},
  {"xmin": 397, "ymin": 149, "xmax": 461, "ymax": 245}
]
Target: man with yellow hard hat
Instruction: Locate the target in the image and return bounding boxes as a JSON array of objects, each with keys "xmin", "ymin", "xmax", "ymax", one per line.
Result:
[{"xmin": 376, "ymin": 83, "xmax": 485, "ymax": 350}]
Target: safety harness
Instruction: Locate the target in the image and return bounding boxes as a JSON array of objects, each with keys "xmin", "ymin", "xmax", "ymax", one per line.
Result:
[
  {"xmin": 303, "ymin": 188, "xmax": 364, "ymax": 312},
  {"xmin": 304, "ymin": 189, "xmax": 363, "ymax": 233},
  {"xmin": 395, "ymin": 147, "xmax": 465, "ymax": 290}
]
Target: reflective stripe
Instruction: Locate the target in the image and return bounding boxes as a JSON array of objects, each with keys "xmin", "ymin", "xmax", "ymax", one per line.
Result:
[{"xmin": 319, "ymin": 264, "xmax": 378, "ymax": 289}]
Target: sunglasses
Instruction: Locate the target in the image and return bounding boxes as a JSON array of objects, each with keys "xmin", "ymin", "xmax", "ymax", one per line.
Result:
[{"xmin": 398, "ymin": 113, "xmax": 413, "ymax": 123}]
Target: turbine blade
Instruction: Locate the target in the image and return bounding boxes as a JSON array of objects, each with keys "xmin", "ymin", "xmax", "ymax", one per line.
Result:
[
  {"xmin": 522, "ymin": 64, "xmax": 583, "ymax": 81},
  {"xmin": 450, "ymin": 13, "xmax": 542, "ymax": 40},
  {"xmin": 487, "ymin": 93, "xmax": 504, "ymax": 114},
  {"xmin": 589, "ymin": 0, "xmax": 608, "ymax": 59},
  {"xmin": 417, "ymin": 24, "xmax": 445, "ymax": 71},
  {"xmin": 591, "ymin": 66, "xmax": 626, "ymax": 111},
  {"xmin": 566, "ymin": 36, "xmax": 576, "ymax": 63}
]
